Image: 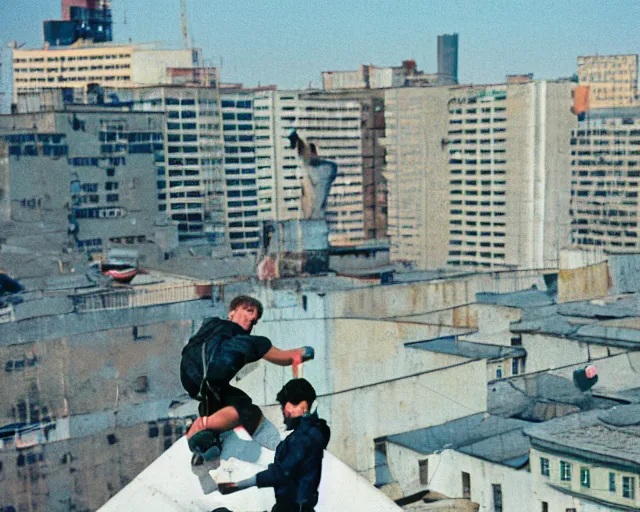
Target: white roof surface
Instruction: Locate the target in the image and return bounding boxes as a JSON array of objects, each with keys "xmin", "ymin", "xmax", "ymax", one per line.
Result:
[{"xmin": 99, "ymin": 426, "xmax": 401, "ymax": 512}]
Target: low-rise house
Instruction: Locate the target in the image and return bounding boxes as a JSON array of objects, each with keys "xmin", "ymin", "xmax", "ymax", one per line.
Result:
[
  {"xmin": 381, "ymin": 413, "xmax": 532, "ymax": 511},
  {"xmin": 526, "ymin": 405, "xmax": 640, "ymax": 511}
]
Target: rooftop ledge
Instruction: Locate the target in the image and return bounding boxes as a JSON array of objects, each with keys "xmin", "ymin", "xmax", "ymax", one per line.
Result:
[{"xmin": 70, "ymin": 280, "xmax": 213, "ymax": 313}]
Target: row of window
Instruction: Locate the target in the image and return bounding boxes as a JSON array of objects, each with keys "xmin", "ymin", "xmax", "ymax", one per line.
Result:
[
  {"xmin": 451, "ymin": 191, "xmax": 506, "ymax": 197},
  {"xmin": 15, "ymin": 64, "xmax": 130, "ymax": 73},
  {"xmin": 8, "ymin": 145, "xmax": 68, "ymax": 157},
  {"xmin": 541, "ymin": 457, "xmax": 636, "ymax": 498},
  {"xmin": 14, "ymin": 53, "xmax": 131, "ymax": 63},
  {"xmin": 73, "ymin": 207, "xmax": 122, "ymax": 218},
  {"xmin": 16, "ymin": 76, "xmax": 130, "ymax": 83},
  {"xmin": 494, "ymin": 358, "xmax": 525, "ymax": 379}
]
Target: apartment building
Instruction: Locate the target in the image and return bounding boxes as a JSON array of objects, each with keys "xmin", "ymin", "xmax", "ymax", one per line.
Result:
[
  {"xmin": 382, "ymin": 86, "xmax": 451, "ymax": 266},
  {"xmin": 383, "ymin": 81, "xmax": 575, "ymax": 270},
  {"xmin": 282, "ymin": 90, "xmax": 367, "ymax": 246},
  {"xmin": 220, "ymin": 88, "xmax": 264, "ymax": 255},
  {"xmin": 0, "ymin": 275, "xmax": 219, "ymax": 512},
  {"xmin": 577, "ymin": 54, "xmax": 640, "ymax": 109},
  {"xmin": 117, "ymin": 86, "xmax": 226, "ymax": 245},
  {"xmin": 570, "ymin": 110, "xmax": 640, "ymax": 252},
  {"xmin": 220, "ymin": 88, "xmax": 371, "ymax": 251},
  {"xmin": 12, "ymin": 45, "xmax": 197, "ymax": 103},
  {"xmin": 527, "ymin": 407, "xmax": 640, "ymax": 511},
  {"xmin": 0, "ymin": 106, "xmax": 164, "ymax": 251}
]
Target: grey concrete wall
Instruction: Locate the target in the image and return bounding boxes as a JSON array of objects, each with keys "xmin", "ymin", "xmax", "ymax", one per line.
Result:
[
  {"xmin": 1, "ymin": 109, "xmax": 165, "ymax": 247},
  {"xmin": 0, "ymin": 300, "xmax": 221, "ymax": 424}
]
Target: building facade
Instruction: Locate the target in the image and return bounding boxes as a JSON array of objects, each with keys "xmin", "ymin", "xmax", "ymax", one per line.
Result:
[
  {"xmin": 12, "ymin": 45, "xmax": 197, "ymax": 104},
  {"xmin": 218, "ymin": 87, "xmax": 381, "ymax": 253},
  {"xmin": 569, "ymin": 110, "xmax": 640, "ymax": 252},
  {"xmin": 527, "ymin": 408, "xmax": 640, "ymax": 511},
  {"xmin": 382, "ymin": 86, "xmax": 451, "ymax": 266},
  {"xmin": 115, "ymin": 86, "xmax": 226, "ymax": 246},
  {"xmin": 437, "ymin": 33, "xmax": 459, "ymax": 84},
  {"xmin": 0, "ymin": 107, "xmax": 164, "ymax": 252},
  {"xmin": 0, "ymin": 280, "xmax": 219, "ymax": 512},
  {"xmin": 220, "ymin": 88, "xmax": 264, "ymax": 254},
  {"xmin": 322, "ymin": 63, "xmax": 413, "ymax": 91},
  {"xmin": 577, "ymin": 54, "xmax": 640, "ymax": 109},
  {"xmin": 383, "ymin": 81, "xmax": 575, "ymax": 270},
  {"xmin": 44, "ymin": 0, "xmax": 113, "ymax": 47}
]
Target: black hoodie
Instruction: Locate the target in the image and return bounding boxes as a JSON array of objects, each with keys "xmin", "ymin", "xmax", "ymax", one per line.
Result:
[
  {"xmin": 180, "ymin": 317, "xmax": 272, "ymax": 398},
  {"xmin": 256, "ymin": 412, "xmax": 331, "ymax": 508}
]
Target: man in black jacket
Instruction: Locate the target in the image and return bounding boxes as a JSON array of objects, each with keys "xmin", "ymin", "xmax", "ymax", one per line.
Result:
[
  {"xmin": 181, "ymin": 296, "xmax": 313, "ymax": 460},
  {"xmin": 218, "ymin": 378, "xmax": 330, "ymax": 512}
]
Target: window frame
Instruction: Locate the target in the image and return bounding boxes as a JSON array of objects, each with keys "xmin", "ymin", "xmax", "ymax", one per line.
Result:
[
  {"xmin": 622, "ymin": 476, "xmax": 635, "ymax": 499},
  {"xmin": 540, "ymin": 457, "xmax": 550, "ymax": 477},
  {"xmin": 580, "ymin": 467, "xmax": 590, "ymax": 488}
]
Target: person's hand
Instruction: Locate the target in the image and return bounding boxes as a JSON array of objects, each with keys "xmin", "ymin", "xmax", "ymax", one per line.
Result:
[
  {"xmin": 292, "ymin": 346, "xmax": 314, "ymax": 378},
  {"xmin": 186, "ymin": 416, "xmax": 207, "ymax": 439},
  {"xmin": 218, "ymin": 482, "xmax": 240, "ymax": 495},
  {"xmin": 300, "ymin": 346, "xmax": 314, "ymax": 362}
]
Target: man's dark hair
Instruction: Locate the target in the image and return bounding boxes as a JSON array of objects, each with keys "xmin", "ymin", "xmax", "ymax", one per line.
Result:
[
  {"xmin": 229, "ymin": 295, "xmax": 264, "ymax": 319},
  {"xmin": 276, "ymin": 378, "xmax": 317, "ymax": 407}
]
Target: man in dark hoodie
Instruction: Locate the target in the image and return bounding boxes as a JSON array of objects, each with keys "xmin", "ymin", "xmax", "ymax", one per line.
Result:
[
  {"xmin": 181, "ymin": 296, "xmax": 314, "ymax": 460},
  {"xmin": 218, "ymin": 378, "xmax": 330, "ymax": 512}
]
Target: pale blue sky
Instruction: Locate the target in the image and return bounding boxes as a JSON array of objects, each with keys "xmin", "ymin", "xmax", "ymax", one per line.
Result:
[{"xmin": 1, "ymin": 0, "xmax": 639, "ymax": 89}]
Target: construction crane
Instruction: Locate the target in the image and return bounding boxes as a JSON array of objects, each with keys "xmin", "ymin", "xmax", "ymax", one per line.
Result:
[{"xmin": 180, "ymin": 0, "xmax": 190, "ymax": 49}]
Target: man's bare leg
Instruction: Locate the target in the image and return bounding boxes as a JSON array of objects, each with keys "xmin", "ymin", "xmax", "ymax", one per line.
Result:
[{"xmin": 187, "ymin": 406, "xmax": 241, "ymax": 438}]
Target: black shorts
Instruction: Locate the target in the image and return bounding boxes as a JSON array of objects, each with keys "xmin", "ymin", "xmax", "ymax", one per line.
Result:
[
  {"xmin": 199, "ymin": 383, "xmax": 262, "ymax": 433},
  {"xmin": 271, "ymin": 501, "xmax": 314, "ymax": 512}
]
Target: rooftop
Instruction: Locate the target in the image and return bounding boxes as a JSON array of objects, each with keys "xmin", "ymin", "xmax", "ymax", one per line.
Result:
[
  {"xmin": 476, "ymin": 288, "xmax": 555, "ymax": 309},
  {"xmin": 407, "ymin": 336, "xmax": 525, "ymax": 362},
  {"xmin": 508, "ymin": 292, "xmax": 640, "ymax": 347},
  {"xmin": 525, "ymin": 405, "xmax": 640, "ymax": 468},
  {"xmin": 100, "ymin": 427, "xmax": 401, "ymax": 512},
  {"xmin": 488, "ymin": 373, "xmax": 620, "ymax": 421},
  {"xmin": 385, "ymin": 413, "xmax": 531, "ymax": 468}
]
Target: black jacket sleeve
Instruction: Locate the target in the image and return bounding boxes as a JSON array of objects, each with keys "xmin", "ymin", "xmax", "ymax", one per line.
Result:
[{"xmin": 255, "ymin": 434, "xmax": 312, "ymax": 489}]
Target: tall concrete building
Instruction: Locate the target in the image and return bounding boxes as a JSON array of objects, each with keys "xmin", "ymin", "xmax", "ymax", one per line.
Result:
[
  {"xmin": 219, "ymin": 87, "xmax": 265, "ymax": 255},
  {"xmin": 383, "ymin": 81, "xmax": 575, "ymax": 270},
  {"xmin": 569, "ymin": 110, "xmax": 640, "ymax": 252},
  {"xmin": 437, "ymin": 33, "xmax": 459, "ymax": 84},
  {"xmin": 577, "ymin": 54, "xmax": 640, "ymax": 109},
  {"xmin": 569, "ymin": 54, "xmax": 640, "ymax": 253},
  {"xmin": 271, "ymin": 90, "xmax": 369, "ymax": 246},
  {"xmin": 0, "ymin": 275, "xmax": 218, "ymax": 512},
  {"xmin": 12, "ymin": 44, "xmax": 198, "ymax": 104},
  {"xmin": 382, "ymin": 87, "xmax": 451, "ymax": 266},
  {"xmin": 217, "ymin": 87, "xmax": 384, "ymax": 254},
  {"xmin": 0, "ymin": 106, "xmax": 165, "ymax": 251},
  {"xmin": 115, "ymin": 86, "xmax": 226, "ymax": 246}
]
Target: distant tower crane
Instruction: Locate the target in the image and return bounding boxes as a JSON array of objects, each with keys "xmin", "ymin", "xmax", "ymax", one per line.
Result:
[{"xmin": 181, "ymin": 0, "xmax": 190, "ymax": 49}]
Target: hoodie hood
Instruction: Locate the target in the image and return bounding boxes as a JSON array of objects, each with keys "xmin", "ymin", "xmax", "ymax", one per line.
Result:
[{"xmin": 297, "ymin": 411, "xmax": 331, "ymax": 449}]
